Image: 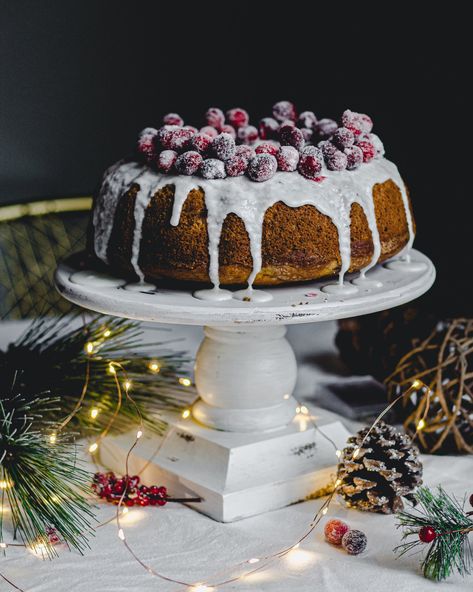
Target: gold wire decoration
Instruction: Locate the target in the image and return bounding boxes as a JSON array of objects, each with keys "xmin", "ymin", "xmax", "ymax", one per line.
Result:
[{"xmin": 386, "ymin": 318, "xmax": 473, "ymax": 454}]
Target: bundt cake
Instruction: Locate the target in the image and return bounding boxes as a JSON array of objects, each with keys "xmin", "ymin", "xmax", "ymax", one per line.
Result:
[{"xmin": 89, "ymin": 102, "xmax": 415, "ymax": 300}]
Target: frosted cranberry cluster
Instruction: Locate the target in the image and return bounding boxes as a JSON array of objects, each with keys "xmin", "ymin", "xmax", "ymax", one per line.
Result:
[{"xmin": 136, "ymin": 101, "xmax": 385, "ymax": 183}]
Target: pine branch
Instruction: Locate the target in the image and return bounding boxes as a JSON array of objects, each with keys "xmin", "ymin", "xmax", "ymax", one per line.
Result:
[
  {"xmin": 395, "ymin": 486, "xmax": 473, "ymax": 581},
  {"xmin": 0, "ymin": 393, "xmax": 95, "ymax": 556},
  {"xmin": 0, "ymin": 314, "xmax": 193, "ymax": 437}
]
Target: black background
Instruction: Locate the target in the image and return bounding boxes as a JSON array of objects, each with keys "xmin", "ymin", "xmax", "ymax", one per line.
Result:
[{"xmin": 0, "ymin": 3, "xmax": 469, "ymax": 316}]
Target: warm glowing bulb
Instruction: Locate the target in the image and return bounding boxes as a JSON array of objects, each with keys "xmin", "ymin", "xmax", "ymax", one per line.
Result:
[
  {"xmin": 295, "ymin": 406, "xmax": 301, "ymax": 414},
  {"xmin": 109, "ymin": 364, "xmax": 116, "ymax": 374},
  {"xmin": 335, "ymin": 479, "xmax": 342, "ymax": 488},
  {"xmin": 122, "ymin": 507, "xmax": 129, "ymax": 514},
  {"xmin": 352, "ymin": 448, "xmax": 360, "ymax": 459},
  {"xmin": 417, "ymin": 418, "xmax": 426, "ymax": 430},
  {"xmin": 412, "ymin": 379, "xmax": 423, "ymax": 390},
  {"xmin": 283, "ymin": 393, "xmax": 290, "ymax": 400},
  {"xmin": 0, "ymin": 542, "xmax": 7, "ymax": 548},
  {"xmin": 0, "ymin": 481, "xmax": 10, "ymax": 490},
  {"xmin": 125, "ymin": 380, "xmax": 131, "ymax": 391},
  {"xmin": 49, "ymin": 433, "xmax": 57, "ymax": 444},
  {"xmin": 335, "ymin": 449, "xmax": 342, "ymax": 458},
  {"xmin": 118, "ymin": 528, "xmax": 125, "ymax": 541},
  {"xmin": 85, "ymin": 342, "xmax": 94, "ymax": 354},
  {"xmin": 182, "ymin": 409, "xmax": 191, "ymax": 419},
  {"xmin": 136, "ymin": 430, "xmax": 143, "ymax": 439},
  {"xmin": 248, "ymin": 557, "xmax": 260, "ymax": 564},
  {"xmin": 293, "ymin": 543, "xmax": 300, "ymax": 549},
  {"xmin": 322, "ymin": 507, "xmax": 328, "ymax": 515},
  {"xmin": 103, "ymin": 329, "xmax": 111, "ymax": 338},
  {"xmin": 90, "ymin": 408, "xmax": 99, "ymax": 419},
  {"xmin": 89, "ymin": 442, "xmax": 98, "ymax": 453},
  {"xmin": 149, "ymin": 362, "xmax": 160, "ymax": 373},
  {"xmin": 179, "ymin": 377, "xmax": 192, "ymax": 387},
  {"xmin": 300, "ymin": 405, "xmax": 309, "ymax": 415},
  {"xmin": 189, "ymin": 586, "xmax": 211, "ymax": 592}
]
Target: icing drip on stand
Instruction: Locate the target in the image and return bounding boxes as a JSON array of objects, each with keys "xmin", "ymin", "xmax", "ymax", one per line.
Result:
[{"xmin": 93, "ymin": 158, "xmax": 415, "ymax": 300}]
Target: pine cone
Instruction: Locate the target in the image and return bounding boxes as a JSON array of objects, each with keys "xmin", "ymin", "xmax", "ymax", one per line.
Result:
[{"xmin": 337, "ymin": 421, "xmax": 423, "ymax": 513}]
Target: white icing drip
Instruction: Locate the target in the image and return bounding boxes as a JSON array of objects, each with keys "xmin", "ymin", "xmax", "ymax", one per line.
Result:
[{"xmin": 93, "ymin": 158, "xmax": 414, "ymax": 292}]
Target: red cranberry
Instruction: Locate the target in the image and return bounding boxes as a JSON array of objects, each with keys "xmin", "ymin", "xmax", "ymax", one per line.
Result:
[
  {"xmin": 247, "ymin": 153, "xmax": 277, "ymax": 182},
  {"xmin": 157, "ymin": 498, "xmax": 167, "ymax": 506},
  {"xmin": 157, "ymin": 125, "xmax": 178, "ymax": 149},
  {"xmin": 221, "ymin": 124, "xmax": 236, "ymax": 139},
  {"xmin": 342, "ymin": 109, "xmax": 373, "ymax": 135},
  {"xmin": 279, "ymin": 125, "xmax": 305, "ymax": 151},
  {"xmin": 139, "ymin": 497, "xmax": 150, "ymax": 506},
  {"xmin": 298, "ymin": 152, "xmax": 323, "ymax": 179},
  {"xmin": 332, "ymin": 127, "xmax": 355, "ymax": 149},
  {"xmin": 345, "ymin": 145, "xmax": 363, "ymax": 170},
  {"xmin": 163, "ymin": 113, "xmax": 184, "ymax": 126},
  {"xmin": 125, "ymin": 498, "xmax": 135, "ymax": 507},
  {"xmin": 225, "ymin": 154, "xmax": 248, "ymax": 177},
  {"xmin": 159, "ymin": 126, "xmax": 194, "ymax": 151},
  {"xmin": 175, "ymin": 151, "xmax": 203, "ymax": 175},
  {"xmin": 205, "ymin": 107, "xmax": 225, "ymax": 130},
  {"xmin": 325, "ymin": 149, "xmax": 348, "ymax": 171},
  {"xmin": 212, "ymin": 132, "xmax": 236, "ymax": 160},
  {"xmin": 356, "ymin": 140, "xmax": 376, "ymax": 162},
  {"xmin": 276, "ymin": 146, "xmax": 299, "ymax": 172},
  {"xmin": 365, "ymin": 133, "xmax": 384, "ymax": 156},
  {"xmin": 255, "ymin": 142, "xmax": 279, "ymax": 156},
  {"xmin": 237, "ymin": 125, "xmax": 259, "ymax": 145},
  {"xmin": 184, "ymin": 125, "xmax": 198, "ymax": 135},
  {"xmin": 303, "ymin": 145, "xmax": 323, "ymax": 158},
  {"xmin": 156, "ymin": 150, "xmax": 178, "ymax": 173},
  {"xmin": 235, "ymin": 144, "xmax": 255, "ymax": 159},
  {"xmin": 137, "ymin": 127, "xmax": 158, "ymax": 161},
  {"xmin": 279, "ymin": 119, "xmax": 295, "ymax": 128},
  {"xmin": 226, "ymin": 108, "xmax": 249, "ymax": 129},
  {"xmin": 298, "ymin": 110, "xmax": 317, "ymax": 129},
  {"xmin": 272, "ymin": 100, "xmax": 297, "ymax": 122},
  {"xmin": 190, "ymin": 132, "xmax": 213, "ymax": 153},
  {"xmin": 200, "ymin": 158, "xmax": 226, "ymax": 179},
  {"xmin": 200, "ymin": 126, "xmax": 219, "ymax": 138},
  {"xmin": 259, "ymin": 117, "xmax": 279, "ymax": 140},
  {"xmin": 316, "ymin": 118, "xmax": 338, "ymax": 139},
  {"xmin": 419, "ymin": 526, "xmax": 436, "ymax": 543}
]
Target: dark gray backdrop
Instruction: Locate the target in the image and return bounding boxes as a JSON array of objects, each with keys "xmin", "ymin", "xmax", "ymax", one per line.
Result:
[{"xmin": 0, "ymin": 3, "xmax": 469, "ymax": 315}]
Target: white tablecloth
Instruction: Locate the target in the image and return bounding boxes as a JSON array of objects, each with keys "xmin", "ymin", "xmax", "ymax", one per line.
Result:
[{"xmin": 1, "ymin": 320, "xmax": 472, "ymax": 591}]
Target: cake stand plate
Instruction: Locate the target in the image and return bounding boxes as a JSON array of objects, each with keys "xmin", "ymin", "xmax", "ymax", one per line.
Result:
[{"xmin": 55, "ymin": 249, "xmax": 435, "ymax": 521}]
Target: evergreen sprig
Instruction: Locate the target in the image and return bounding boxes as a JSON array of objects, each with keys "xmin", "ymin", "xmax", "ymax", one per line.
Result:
[
  {"xmin": 0, "ymin": 391, "xmax": 95, "ymax": 556},
  {"xmin": 395, "ymin": 486, "xmax": 473, "ymax": 581},
  {"xmin": 0, "ymin": 314, "xmax": 193, "ymax": 437}
]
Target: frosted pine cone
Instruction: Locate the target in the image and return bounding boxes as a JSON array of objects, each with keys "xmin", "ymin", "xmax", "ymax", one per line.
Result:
[{"xmin": 337, "ymin": 421, "xmax": 423, "ymax": 513}]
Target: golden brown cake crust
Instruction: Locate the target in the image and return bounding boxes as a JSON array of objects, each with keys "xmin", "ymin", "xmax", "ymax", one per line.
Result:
[{"xmin": 93, "ymin": 178, "xmax": 414, "ymax": 286}]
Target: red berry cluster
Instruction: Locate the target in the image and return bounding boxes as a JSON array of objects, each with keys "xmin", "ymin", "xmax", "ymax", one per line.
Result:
[
  {"xmin": 136, "ymin": 102, "xmax": 384, "ymax": 183},
  {"xmin": 92, "ymin": 472, "xmax": 168, "ymax": 507}
]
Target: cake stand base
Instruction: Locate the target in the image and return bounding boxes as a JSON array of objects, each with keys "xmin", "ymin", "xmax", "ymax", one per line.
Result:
[{"xmin": 100, "ymin": 410, "xmax": 350, "ymax": 522}]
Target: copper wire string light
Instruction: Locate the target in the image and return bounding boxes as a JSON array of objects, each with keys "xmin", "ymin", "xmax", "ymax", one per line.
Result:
[{"xmin": 0, "ymin": 323, "xmax": 433, "ymax": 592}]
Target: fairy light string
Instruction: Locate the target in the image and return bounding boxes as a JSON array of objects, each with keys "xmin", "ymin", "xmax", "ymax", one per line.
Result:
[{"xmin": 0, "ymin": 323, "xmax": 435, "ymax": 591}]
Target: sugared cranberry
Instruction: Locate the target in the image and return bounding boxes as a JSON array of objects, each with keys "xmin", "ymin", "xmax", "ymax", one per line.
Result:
[
  {"xmin": 279, "ymin": 119, "xmax": 296, "ymax": 128},
  {"xmin": 303, "ymin": 144, "xmax": 323, "ymax": 157},
  {"xmin": 276, "ymin": 146, "xmax": 299, "ymax": 172},
  {"xmin": 320, "ymin": 141, "xmax": 337, "ymax": 159},
  {"xmin": 300, "ymin": 127, "xmax": 313, "ymax": 142},
  {"xmin": 159, "ymin": 126, "xmax": 194, "ymax": 151},
  {"xmin": 226, "ymin": 108, "xmax": 249, "ymax": 129},
  {"xmin": 200, "ymin": 126, "xmax": 219, "ymax": 138},
  {"xmin": 298, "ymin": 110, "xmax": 317, "ymax": 129},
  {"xmin": 345, "ymin": 145, "xmax": 363, "ymax": 170},
  {"xmin": 342, "ymin": 109, "xmax": 373, "ymax": 136},
  {"xmin": 212, "ymin": 132, "xmax": 236, "ymax": 160},
  {"xmin": 175, "ymin": 151, "xmax": 203, "ymax": 175},
  {"xmin": 190, "ymin": 132, "xmax": 213, "ymax": 153},
  {"xmin": 255, "ymin": 142, "xmax": 279, "ymax": 156},
  {"xmin": 200, "ymin": 158, "xmax": 226, "ymax": 179},
  {"xmin": 316, "ymin": 118, "xmax": 338, "ymax": 139},
  {"xmin": 221, "ymin": 124, "xmax": 236, "ymax": 139},
  {"xmin": 356, "ymin": 140, "xmax": 376, "ymax": 162},
  {"xmin": 298, "ymin": 152, "xmax": 323, "ymax": 179},
  {"xmin": 332, "ymin": 127, "xmax": 355, "ymax": 150},
  {"xmin": 225, "ymin": 154, "xmax": 249, "ymax": 177},
  {"xmin": 364, "ymin": 133, "xmax": 385, "ymax": 156},
  {"xmin": 205, "ymin": 107, "xmax": 225, "ymax": 130},
  {"xmin": 325, "ymin": 149, "xmax": 347, "ymax": 171},
  {"xmin": 157, "ymin": 125, "xmax": 178, "ymax": 149},
  {"xmin": 137, "ymin": 127, "xmax": 158, "ymax": 161},
  {"xmin": 156, "ymin": 149, "xmax": 178, "ymax": 173},
  {"xmin": 163, "ymin": 113, "xmax": 184, "ymax": 126},
  {"xmin": 235, "ymin": 144, "xmax": 255, "ymax": 159},
  {"xmin": 272, "ymin": 100, "xmax": 297, "ymax": 122},
  {"xmin": 279, "ymin": 125, "xmax": 305, "ymax": 151},
  {"xmin": 259, "ymin": 117, "xmax": 280, "ymax": 140},
  {"xmin": 247, "ymin": 153, "xmax": 277, "ymax": 182},
  {"xmin": 237, "ymin": 125, "xmax": 259, "ymax": 145},
  {"xmin": 184, "ymin": 125, "xmax": 198, "ymax": 135}
]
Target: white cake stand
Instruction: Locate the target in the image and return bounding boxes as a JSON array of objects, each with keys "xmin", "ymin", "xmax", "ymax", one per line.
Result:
[{"xmin": 55, "ymin": 249, "xmax": 435, "ymax": 521}]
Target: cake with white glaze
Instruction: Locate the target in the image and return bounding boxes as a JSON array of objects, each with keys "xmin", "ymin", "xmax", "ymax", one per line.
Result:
[{"xmin": 89, "ymin": 102, "xmax": 415, "ymax": 300}]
